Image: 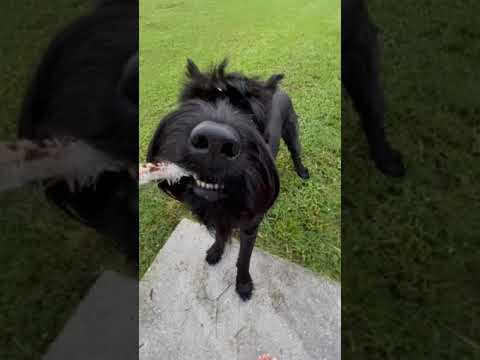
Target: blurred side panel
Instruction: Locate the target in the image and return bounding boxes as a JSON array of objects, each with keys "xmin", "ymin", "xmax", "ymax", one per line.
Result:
[
  {"xmin": 0, "ymin": 1, "xmax": 139, "ymax": 359},
  {"xmin": 342, "ymin": 0, "xmax": 480, "ymax": 358}
]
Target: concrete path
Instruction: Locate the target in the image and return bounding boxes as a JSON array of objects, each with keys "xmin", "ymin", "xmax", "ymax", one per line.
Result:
[
  {"xmin": 44, "ymin": 271, "xmax": 138, "ymax": 360},
  {"xmin": 140, "ymin": 218, "xmax": 340, "ymax": 360}
]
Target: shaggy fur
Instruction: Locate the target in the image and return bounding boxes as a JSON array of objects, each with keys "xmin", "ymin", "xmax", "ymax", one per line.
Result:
[
  {"xmin": 342, "ymin": 0, "xmax": 405, "ymax": 177},
  {"xmin": 148, "ymin": 60, "xmax": 309, "ymax": 300},
  {"xmin": 18, "ymin": 0, "xmax": 139, "ymax": 260}
]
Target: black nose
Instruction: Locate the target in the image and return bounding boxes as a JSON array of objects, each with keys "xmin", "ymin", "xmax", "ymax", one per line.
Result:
[{"xmin": 189, "ymin": 121, "xmax": 240, "ymax": 159}]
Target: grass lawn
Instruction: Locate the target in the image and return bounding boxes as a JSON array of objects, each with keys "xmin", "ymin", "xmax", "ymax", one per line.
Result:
[
  {"xmin": 342, "ymin": 1, "xmax": 480, "ymax": 358},
  {"xmin": 139, "ymin": 0, "xmax": 341, "ymax": 278},
  {"xmin": 0, "ymin": 2, "xmax": 132, "ymax": 359}
]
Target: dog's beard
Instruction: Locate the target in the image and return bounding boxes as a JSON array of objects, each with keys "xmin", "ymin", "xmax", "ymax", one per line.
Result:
[
  {"xmin": 159, "ymin": 175, "xmax": 226, "ymax": 203},
  {"xmin": 160, "ymin": 167, "xmax": 275, "ymax": 229}
]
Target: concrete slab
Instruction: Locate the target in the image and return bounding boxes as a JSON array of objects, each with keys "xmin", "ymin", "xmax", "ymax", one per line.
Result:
[
  {"xmin": 44, "ymin": 271, "xmax": 138, "ymax": 360},
  {"xmin": 140, "ymin": 219, "xmax": 340, "ymax": 360}
]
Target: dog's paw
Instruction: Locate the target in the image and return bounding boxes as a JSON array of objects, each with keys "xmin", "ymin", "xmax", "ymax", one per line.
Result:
[
  {"xmin": 373, "ymin": 148, "xmax": 405, "ymax": 178},
  {"xmin": 205, "ymin": 246, "xmax": 224, "ymax": 265},
  {"xmin": 296, "ymin": 166, "xmax": 310, "ymax": 180},
  {"xmin": 236, "ymin": 280, "xmax": 254, "ymax": 301}
]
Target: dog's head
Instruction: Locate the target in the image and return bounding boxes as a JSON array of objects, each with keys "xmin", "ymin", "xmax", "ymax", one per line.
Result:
[
  {"xmin": 180, "ymin": 59, "xmax": 284, "ymax": 133},
  {"xmin": 147, "ymin": 99, "xmax": 279, "ymax": 227}
]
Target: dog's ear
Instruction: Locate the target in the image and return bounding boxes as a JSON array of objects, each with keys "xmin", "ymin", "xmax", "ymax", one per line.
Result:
[
  {"xmin": 186, "ymin": 58, "xmax": 201, "ymax": 78},
  {"xmin": 265, "ymin": 73, "xmax": 284, "ymax": 90},
  {"xmin": 218, "ymin": 58, "xmax": 229, "ymax": 77}
]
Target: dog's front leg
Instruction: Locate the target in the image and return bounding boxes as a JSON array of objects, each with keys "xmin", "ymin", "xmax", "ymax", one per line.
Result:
[
  {"xmin": 235, "ymin": 222, "xmax": 260, "ymax": 300},
  {"xmin": 206, "ymin": 226, "xmax": 230, "ymax": 265}
]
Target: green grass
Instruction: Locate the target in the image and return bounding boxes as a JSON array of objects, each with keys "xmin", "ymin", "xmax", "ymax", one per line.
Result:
[
  {"xmin": 139, "ymin": 0, "xmax": 341, "ymax": 278},
  {"xmin": 0, "ymin": 2, "xmax": 132, "ymax": 359},
  {"xmin": 342, "ymin": 1, "xmax": 480, "ymax": 358}
]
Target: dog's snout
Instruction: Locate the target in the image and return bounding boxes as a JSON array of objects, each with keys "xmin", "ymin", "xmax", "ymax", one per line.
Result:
[{"xmin": 189, "ymin": 121, "xmax": 240, "ymax": 159}]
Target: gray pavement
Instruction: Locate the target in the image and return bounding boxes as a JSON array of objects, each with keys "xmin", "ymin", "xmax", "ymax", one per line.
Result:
[
  {"xmin": 140, "ymin": 218, "xmax": 340, "ymax": 360},
  {"xmin": 43, "ymin": 271, "xmax": 138, "ymax": 360}
]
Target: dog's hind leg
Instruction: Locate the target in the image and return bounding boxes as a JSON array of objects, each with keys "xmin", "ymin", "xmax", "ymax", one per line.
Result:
[
  {"xmin": 264, "ymin": 100, "xmax": 284, "ymax": 159},
  {"xmin": 235, "ymin": 222, "xmax": 260, "ymax": 300},
  {"xmin": 206, "ymin": 226, "xmax": 231, "ymax": 265},
  {"xmin": 282, "ymin": 108, "xmax": 310, "ymax": 179},
  {"xmin": 342, "ymin": 6, "xmax": 405, "ymax": 177},
  {"xmin": 266, "ymin": 90, "xmax": 309, "ymax": 179}
]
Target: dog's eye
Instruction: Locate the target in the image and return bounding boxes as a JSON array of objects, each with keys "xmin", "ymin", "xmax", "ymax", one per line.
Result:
[{"xmin": 216, "ymin": 87, "xmax": 223, "ymax": 93}]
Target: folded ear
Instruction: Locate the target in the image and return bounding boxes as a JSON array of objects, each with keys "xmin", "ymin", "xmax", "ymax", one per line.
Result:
[
  {"xmin": 266, "ymin": 73, "xmax": 284, "ymax": 89},
  {"xmin": 186, "ymin": 58, "xmax": 201, "ymax": 78}
]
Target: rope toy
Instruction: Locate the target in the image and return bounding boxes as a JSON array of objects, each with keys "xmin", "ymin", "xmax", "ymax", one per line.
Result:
[
  {"xmin": 138, "ymin": 162, "xmax": 192, "ymax": 186},
  {"xmin": 0, "ymin": 138, "xmax": 190, "ymax": 193}
]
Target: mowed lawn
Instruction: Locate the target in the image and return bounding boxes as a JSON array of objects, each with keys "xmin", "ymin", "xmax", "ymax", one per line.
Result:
[
  {"xmin": 342, "ymin": 1, "xmax": 480, "ymax": 358},
  {"xmin": 139, "ymin": 0, "xmax": 341, "ymax": 278}
]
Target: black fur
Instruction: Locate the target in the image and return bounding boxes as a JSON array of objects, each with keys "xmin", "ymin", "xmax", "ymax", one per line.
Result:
[
  {"xmin": 180, "ymin": 58, "xmax": 282, "ymax": 134},
  {"xmin": 342, "ymin": 0, "xmax": 405, "ymax": 177},
  {"xmin": 148, "ymin": 60, "xmax": 309, "ymax": 300},
  {"xmin": 18, "ymin": 1, "xmax": 139, "ymax": 261}
]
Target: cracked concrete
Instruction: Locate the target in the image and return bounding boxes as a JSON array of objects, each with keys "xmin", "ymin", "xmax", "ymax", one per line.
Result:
[{"xmin": 140, "ymin": 218, "xmax": 340, "ymax": 360}]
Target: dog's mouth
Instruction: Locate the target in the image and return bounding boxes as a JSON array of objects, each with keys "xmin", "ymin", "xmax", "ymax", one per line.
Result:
[
  {"xmin": 192, "ymin": 174, "xmax": 225, "ymax": 191},
  {"xmin": 151, "ymin": 163, "xmax": 227, "ymax": 202},
  {"xmin": 190, "ymin": 174, "xmax": 227, "ymax": 202}
]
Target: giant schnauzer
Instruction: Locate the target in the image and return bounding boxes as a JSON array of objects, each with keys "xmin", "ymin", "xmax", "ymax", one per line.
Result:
[
  {"xmin": 18, "ymin": 0, "xmax": 139, "ymax": 260},
  {"xmin": 147, "ymin": 60, "xmax": 309, "ymax": 300},
  {"xmin": 342, "ymin": 0, "xmax": 405, "ymax": 177}
]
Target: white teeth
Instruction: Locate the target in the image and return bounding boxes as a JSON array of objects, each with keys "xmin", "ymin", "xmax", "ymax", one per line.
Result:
[{"xmin": 195, "ymin": 178, "xmax": 223, "ymax": 191}]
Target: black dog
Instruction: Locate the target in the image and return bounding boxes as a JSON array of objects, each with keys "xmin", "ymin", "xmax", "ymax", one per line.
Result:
[
  {"xmin": 147, "ymin": 60, "xmax": 309, "ymax": 300},
  {"xmin": 18, "ymin": 0, "xmax": 139, "ymax": 260},
  {"xmin": 342, "ymin": 0, "xmax": 405, "ymax": 177}
]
